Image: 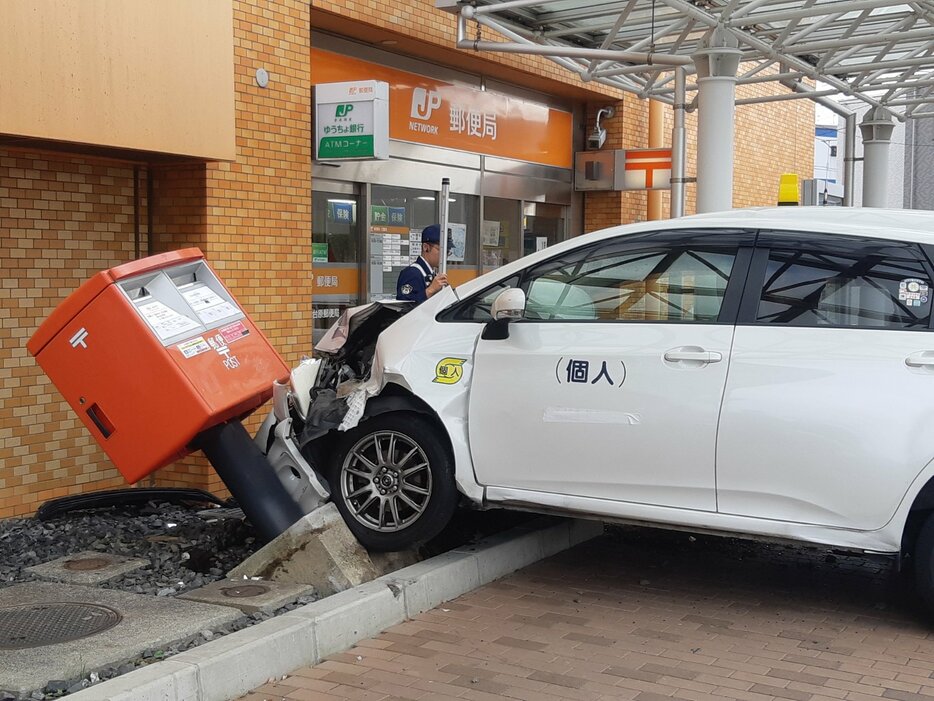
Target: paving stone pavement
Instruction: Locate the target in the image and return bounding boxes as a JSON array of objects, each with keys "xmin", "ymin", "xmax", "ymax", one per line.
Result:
[{"xmin": 237, "ymin": 526, "xmax": 934, "ymax": 701}]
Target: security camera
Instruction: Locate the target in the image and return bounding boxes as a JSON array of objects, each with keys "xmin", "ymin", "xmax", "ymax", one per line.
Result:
[
  {"xmin": 588, "ymin": 127, "xmax": 607, "ymax": 150},
  {"xmin": 587, "ymin": 106, "xmax": 615, "ymax": 150}
]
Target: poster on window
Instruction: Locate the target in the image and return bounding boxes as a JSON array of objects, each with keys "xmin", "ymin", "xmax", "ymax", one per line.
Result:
[
  {"xmin": 481, "ymin": 220, "xmax": 501, "ymax": 247},
  {"xmin": 446, "ymin": 223, "xmax": 467, "ymax": 263}
]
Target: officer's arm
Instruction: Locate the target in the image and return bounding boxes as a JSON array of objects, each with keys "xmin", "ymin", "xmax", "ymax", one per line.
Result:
[{"xmin": 396, "ymin": 268, "xmax": 428, "ymax": 303}]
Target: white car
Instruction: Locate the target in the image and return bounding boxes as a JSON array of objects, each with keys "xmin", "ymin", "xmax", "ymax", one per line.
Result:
[{"xmin": 264, "ymin": 207, "xmax": 934, "ymax": 610}]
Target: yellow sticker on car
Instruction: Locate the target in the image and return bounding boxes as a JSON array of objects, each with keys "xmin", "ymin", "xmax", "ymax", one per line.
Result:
[{"xmin": 434, "ymin": 357, "xmax": 466, "ymax": 385}]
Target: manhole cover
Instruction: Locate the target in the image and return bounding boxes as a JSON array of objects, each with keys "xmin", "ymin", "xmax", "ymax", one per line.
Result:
[
  {"xmin": 0, "ymin": 602, "xmax": 122, "ymax": 649},
  {"xmin": 63, "ymin": 557, "xmax": 111, "ymax": 571},
  {"xmin": 220, "ymin": 584, "xmax": 269, "ymax": 598}
]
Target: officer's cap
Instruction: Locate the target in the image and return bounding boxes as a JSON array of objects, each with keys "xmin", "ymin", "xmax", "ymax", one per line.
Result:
[{"xmin": 421, "ymin": 224, "xmax": 441, "ymax": 245}]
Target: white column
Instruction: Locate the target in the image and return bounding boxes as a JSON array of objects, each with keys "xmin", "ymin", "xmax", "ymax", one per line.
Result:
[
  {"xmin": 692, "ymin": 30, "xmax": 741, "ymax": 214},
  {"xmin": 859, "ymin": 107, "xmax": 896, "ymax": 208}
]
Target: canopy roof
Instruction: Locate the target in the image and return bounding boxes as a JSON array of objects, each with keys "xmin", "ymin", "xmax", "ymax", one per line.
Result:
[{"xmin": 442, "ymin": 0, "xmax": 934, "ymax": 119}]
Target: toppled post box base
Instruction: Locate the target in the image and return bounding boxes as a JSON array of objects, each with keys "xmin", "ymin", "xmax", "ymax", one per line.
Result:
[{"xmin": 227, "ymin": 503, "xmax": 419, "ymax": 597}]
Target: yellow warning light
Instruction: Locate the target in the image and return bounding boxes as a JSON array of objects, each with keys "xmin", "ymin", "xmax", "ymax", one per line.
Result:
[{"xmin": 777, "ymin": 173, "xmax": 799, "ymax": 206}]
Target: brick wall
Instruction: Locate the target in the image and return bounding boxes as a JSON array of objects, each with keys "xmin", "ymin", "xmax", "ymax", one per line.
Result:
[
  {"xmin": 0, "ymin": 150, "xmax": 145, "ymax": 516},
  {"xmin": 1, "ymin": 0, "xmax": 312, "ymax": 514},
  {"xmin": 150, "ymin": 0, "xmax": 313, "ymax": 497}
]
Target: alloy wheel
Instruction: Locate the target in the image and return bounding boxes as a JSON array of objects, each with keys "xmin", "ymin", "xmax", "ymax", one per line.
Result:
[{"xmin": 340, "ymin": 430, "xmax": 433, "ymax": 532}]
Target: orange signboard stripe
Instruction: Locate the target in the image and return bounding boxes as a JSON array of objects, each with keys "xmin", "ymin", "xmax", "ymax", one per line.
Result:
[
  {"xmin": 627, "ymin": 149, "xmax": 673, "ymax": 159},
  {"xmin": 312, "ymin": 49, "xmax": 573, "ymax": 169},
  {"xmin": 312, "ymin": 266, "xmax": 360, "ymax": 296}
]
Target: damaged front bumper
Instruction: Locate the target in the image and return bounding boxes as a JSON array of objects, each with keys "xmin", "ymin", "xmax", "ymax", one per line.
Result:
[{"xmin": 254, "ymin": 300, "xmax": 414, "ymax": 517}]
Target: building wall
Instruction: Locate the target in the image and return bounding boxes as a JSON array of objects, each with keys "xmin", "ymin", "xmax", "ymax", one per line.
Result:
[
  {"xmin": 0, "ymin": 0, "xmax": 311, "ymax": 515},
  {"xmin": 0, "ymin": 150, "xmax": 145, "ymax": 516},
  {"xmin": 151, "ymin": 0, "xmax": 313, "ymax": 496},
  {"xmin": 0, "ymin": 0, "xmax": 235, "ymax": 160}
]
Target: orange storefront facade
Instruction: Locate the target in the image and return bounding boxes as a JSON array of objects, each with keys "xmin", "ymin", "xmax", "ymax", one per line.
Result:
[{"xmin": 309, "ymin": 34, "xmax": 588, "ymax": 341}]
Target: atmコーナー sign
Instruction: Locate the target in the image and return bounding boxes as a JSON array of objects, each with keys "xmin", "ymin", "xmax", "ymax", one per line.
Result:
[{"xmin": 315, "ymin": 80, "xmax": 390, "ymax": 161}]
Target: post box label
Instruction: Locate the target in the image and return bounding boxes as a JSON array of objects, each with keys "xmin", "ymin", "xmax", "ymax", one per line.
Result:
[
  {"xmin": 139, "ymin": 301, "xmax": 201, "ymax": 341},
  {"xmin": 219, "ymin": 321, "xmax": 250, "ymax": 345},
  {"xmin": 177, "ymin": 337, "xmax": 211, "ymax": 359},
  {"xmin": 181, "ymin": 286, "xmax": 241, "ymax": 326}
]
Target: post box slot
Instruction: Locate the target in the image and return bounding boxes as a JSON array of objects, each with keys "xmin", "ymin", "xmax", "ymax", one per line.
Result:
[
  {"xmin": 118, "ymin": 261, "xmax": 245, "ymax": 347},
  {"xmin": 86, "ymin": 403, "xmax": 115, "ymax": 439}
]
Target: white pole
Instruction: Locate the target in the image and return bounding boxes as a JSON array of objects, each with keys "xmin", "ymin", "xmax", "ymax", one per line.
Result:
[
  {"xmin": 859, "ymin": 108, "xmax": 896, "ymax": 208},
  {"xmin": 439, "ymin": 178, "xmax": 450, "ymax": 274},
  {"xmin": 695, "ymin": 75, "xmax": 737, "ymax": 213},
  {"xmin": 692, "ymin": 29, "xmax": 740, "ymax": 214}
]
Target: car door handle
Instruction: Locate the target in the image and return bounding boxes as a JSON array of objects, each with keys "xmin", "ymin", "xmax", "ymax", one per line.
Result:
[
  {"xmin": 906, "ymin": 351, "xmax": 934, "ymax": 367},
  {"xmin": 664, "ymin": 348, "xmax": 723, "ymax": 363}
]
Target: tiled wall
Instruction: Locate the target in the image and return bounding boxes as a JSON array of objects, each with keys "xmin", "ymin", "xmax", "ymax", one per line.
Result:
[
  {"xmin": 1, "ymin": 0, "xmax": 312, "ymax": 515},
  {"xmin": 0, "ymin": 151, "xmax": 145, "ymax": 516}
]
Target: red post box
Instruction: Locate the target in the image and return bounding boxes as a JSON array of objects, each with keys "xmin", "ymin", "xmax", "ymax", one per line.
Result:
[{"xmin": 27, "ymin": 249, "xmax": 290, "ymax": 484}]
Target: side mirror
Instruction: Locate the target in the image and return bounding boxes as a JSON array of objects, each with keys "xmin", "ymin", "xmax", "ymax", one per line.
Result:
[
  {"xmin": 491, "ymin": 288, "xmax": 526, "ymax": 321},
  {"xmin": 483, "ymin": 288, "xmax": 526, "ymax": 340}
]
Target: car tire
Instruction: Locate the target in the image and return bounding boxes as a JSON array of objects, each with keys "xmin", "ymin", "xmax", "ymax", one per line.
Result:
[
  {"xmin": 328, "ymin": 412, "xmax": 458, "ymax": 552},
  {"xmin": 913, "ymin": 512, "xmax": 934, "ymax": 615}
]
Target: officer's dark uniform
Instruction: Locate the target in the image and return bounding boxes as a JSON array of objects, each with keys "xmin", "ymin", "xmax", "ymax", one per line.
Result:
[{"xmin": 396, "ymin": 224, "xmax": 440, "ymax": 304}]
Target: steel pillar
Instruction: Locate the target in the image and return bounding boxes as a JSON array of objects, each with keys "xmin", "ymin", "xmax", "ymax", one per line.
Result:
[
  {"xmin": 844, "ymin": 113, "xmax": 856, "ymax": 207},
  {"xmin": 859, "ymin": 107, "xmax": 896, "ymax": 208},
  {"xmin": 692, "ymin": 30, "xmax": 741, "ymax": 213},
  {"xmin": 670, "ymin": 67, "xmax": 687, "ymax": 218}
]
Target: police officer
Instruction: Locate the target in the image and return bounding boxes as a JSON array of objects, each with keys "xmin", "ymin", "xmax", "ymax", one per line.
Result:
[{"xmin": 396, "ymin": 224, "xmax": 449, "ymax": 304}]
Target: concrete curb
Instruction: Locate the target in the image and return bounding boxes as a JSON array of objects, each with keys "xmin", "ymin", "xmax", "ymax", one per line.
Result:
[{"xmin": 67, "ymin": 517, "xmax": 603, "ymax": 701}]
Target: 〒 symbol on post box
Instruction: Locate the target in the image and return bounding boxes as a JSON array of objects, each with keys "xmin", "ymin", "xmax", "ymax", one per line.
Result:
[{"xmin": 69, "ymin": 328, "xmax": 89, "ymax": 349}]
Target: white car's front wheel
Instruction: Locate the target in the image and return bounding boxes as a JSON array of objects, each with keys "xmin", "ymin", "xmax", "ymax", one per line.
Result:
[{"xmin": 329, "ymin": 412, "xmax": 458, "ymax": 551}]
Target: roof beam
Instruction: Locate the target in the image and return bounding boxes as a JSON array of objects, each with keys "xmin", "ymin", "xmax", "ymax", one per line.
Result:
[{"xmin": 726, "ymin": 1, "xmax": 913, "ymax": 28}]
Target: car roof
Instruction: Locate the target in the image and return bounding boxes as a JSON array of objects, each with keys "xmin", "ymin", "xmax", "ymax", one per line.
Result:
[{"xmin": 452, "ymin": 207, "xmax": 934, "ymax": 300}]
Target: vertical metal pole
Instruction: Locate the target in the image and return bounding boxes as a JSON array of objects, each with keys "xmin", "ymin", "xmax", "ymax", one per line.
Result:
[
  {"xmin": 439, "ymin": 178, "xmax": 450, "ymax": 275},
  {"xmin": 843, "ymin": 113, "xmax": 856, "ymax": 207},
  {"xmin": 670, "ymin": 67, "xmax": 687, "ymax": 219},
  {"xmin": 647, "ymin": 99, "xmax": 665, "ymax": 221}
]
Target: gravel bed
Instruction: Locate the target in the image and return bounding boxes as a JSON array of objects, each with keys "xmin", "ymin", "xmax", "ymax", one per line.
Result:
[
  {"xmin": 0, "ymin": 500, "xmax": 316, "ymax": 700},
  {"xmin": 0, "ymin": 499, "xmax": 532, "ymax": 700}
]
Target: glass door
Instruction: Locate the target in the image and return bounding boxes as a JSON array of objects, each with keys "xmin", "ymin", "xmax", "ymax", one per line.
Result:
[
  {"xmin": 522, "ymin": 201, "xmax": 567, "ymax": 256},
  {"xmin": 312, "ymin": 188, "xmax": 361, "ymax": 344}
]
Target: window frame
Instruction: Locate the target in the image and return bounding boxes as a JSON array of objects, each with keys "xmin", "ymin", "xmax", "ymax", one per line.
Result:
[
  {"xmin": 438, "ymin": 228, "xmax": 756, "ymax": 325},
  {"xmin": 737, "ymin": 230, "xmax": 934, "ymax": 332}
]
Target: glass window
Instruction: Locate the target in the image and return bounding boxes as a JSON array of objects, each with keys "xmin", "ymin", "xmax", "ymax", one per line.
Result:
[
  {"xmin": 523, "ymin": 202, "xmax": 565, "ymax": 256},
  {"xmin": 481, "ymin": 198, "xmax": 521, "ymax": 272},
  {"xmin": 312, "ymin": 190, "xmax": 361, "ymax": 344},
  {"xmin": 446, "ymin": 193, "xmax": 479, "ymax": 267},
  {"xmin": 369, "ymin": 185, "xmax": 436, "ymax": 302},
  {"xmin": 440, "ymin": 275, "xmax": 520, "ymax": 322},
  {"xmin": 521, "ymin": 239, "xmax": 736, "ymax": 322},
  {"xmin": 756, "ymin": 235, "xmax": 932, "ymax": 329},
  {"xmin": 313, "ymin": 191, "xmax": 358, "ymax": 263}
]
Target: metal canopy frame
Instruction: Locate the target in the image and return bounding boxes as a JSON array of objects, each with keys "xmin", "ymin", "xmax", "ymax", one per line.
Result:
[{"xmin": 442, "ymin": 0, "xmax": 934, "ymax": 120}]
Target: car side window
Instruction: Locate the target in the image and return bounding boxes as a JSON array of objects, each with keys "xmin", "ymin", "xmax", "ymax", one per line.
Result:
[
  {"xmin": 441, "ymin": 275, "xmax": 520, "ymax": 322},
  {"xmin": 522, "ymin": 240, "xmax": 737, "ymax": 322},
  {"xmin": 756, "ymin": 234, "xmax": 932, "ymax": 329}
]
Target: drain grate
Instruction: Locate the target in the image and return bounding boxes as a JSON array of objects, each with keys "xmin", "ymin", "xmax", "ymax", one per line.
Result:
[{"xmin": 0, "ymin": 602, "xmax": 122, "ymax": 649}]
